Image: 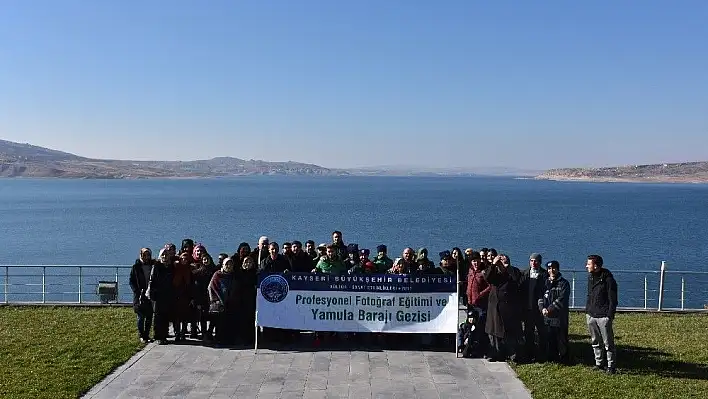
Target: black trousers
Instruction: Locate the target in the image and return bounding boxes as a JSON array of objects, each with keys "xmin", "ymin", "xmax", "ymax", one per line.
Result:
[
  {"xmin": 546, "ymin": 323, "xmax": 569, "ymax": 363},
  {"xmin": 153, "ymin": 311, "xmax": 170, "ymax": 341},
  {"xmin": 523, "ymin": 310, "xmax": 547, "ymax": 361}
]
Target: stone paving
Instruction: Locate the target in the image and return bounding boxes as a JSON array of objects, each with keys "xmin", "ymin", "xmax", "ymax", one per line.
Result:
[{"xmin": 83, "ymin": 342, "xmax": 531, "ymax": 399}]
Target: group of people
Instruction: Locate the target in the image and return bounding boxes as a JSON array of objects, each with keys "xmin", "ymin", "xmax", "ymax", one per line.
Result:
[
  {"xmin": 128, "ymin": 231, "xmax": 619, "ymax": 374},
  {"xmin": 459, "ymin": 250, "xmax": 618, "ymax": 374}
]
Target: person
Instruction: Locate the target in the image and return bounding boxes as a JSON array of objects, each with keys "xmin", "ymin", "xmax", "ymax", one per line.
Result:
[
  {"xmin": 208, "ymin": 257, "xmax": 236, "ymax": 345},
  {"xmin": 235, "ymin": 257, "xmax": 258, "ymax": 345},
  {"xmin": 451, "ymin": 247, "xmax": 467, "ymax": 306},
  {"xmin": 344, "ymin": 243, "xmax": 361, "ymax": 274},
  {"xmin": 358, "ymin": 249, "xmax": 377, "ymax": 273},
  {"xmin": 129, "ymin": 248, "xmax": 155, "ymax": 343},
  {"xmin": 151, "ymin": 248, "xmax": 175, "ymax": 345},
  {"xmin": 172, "ymin": 252, "xmax": 193, "ymax": 341},
  {"xmin": 192, "ymin": 252, "xmax": 218, "ymax": 342},
  {"xmin": 466, "ymin": 251, "xmax": 490, "ymax": 357},
  {"xmin": 290, "ymin": 240, "xmax": 313, "ymax": 273},
  {"xmin": 538, "ymin": 260, "xmax": 570, "ymax": 363},
  {"xmin": 313, "ymin": 245, "xmax": 345, "ymax": 275},
  {"xmin": 415, "ymin": 248, "xmax": 435, "ymax": 271},
  {"xmin": 520, "ymin": 252, "xmax": 549, "ymax": 362},
  {"xmin": 331, "ymin": 230, "xmax": 348, "ymax": 260},
  {"xmin": 585, "ymin": 254, "xmax": 618, "ymax": 374},
  {"xmin": 483, "ymin": 254, "xmax": 523, "ymax": 362},
  {"xmin": 457, "ymin": 308, "xmax": 480, "ymax": 358},
  {"xmin": 251, "ymin": 236, "xmax": 270, "ymax": 265},
  {"xmin": 259, "ymin": 242, "xmax": 290, "ymax": 273},
  {"xmin": 372, "ymin": 245, "xmax": 393, "ymax": 273},
  {"xmin": 180, "ymin": 239, "xmax": 195, "ymax": 256}
]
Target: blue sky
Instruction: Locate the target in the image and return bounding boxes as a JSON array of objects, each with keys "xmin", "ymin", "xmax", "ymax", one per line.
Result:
[{"xmin": 1, "ymin": 1, "xmax": 706, "ymax": 170}]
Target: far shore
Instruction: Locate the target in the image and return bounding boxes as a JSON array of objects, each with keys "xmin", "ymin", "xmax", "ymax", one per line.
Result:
[{"xmin": 535, "ymin": 175, "xmax": 708, "ymax": 184}]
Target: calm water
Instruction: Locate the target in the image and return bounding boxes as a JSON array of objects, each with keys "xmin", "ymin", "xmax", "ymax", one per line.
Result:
[{"xmin": 1, "ymin": 176, "xmax": 707, "ymax": 308}]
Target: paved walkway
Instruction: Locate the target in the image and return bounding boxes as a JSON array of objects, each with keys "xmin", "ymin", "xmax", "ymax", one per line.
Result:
[{"xmin": 83, "ymin": 342, "xmax": 531, "ymax": 399}]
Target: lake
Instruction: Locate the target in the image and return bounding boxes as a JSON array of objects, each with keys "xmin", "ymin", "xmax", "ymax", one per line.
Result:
[{"xmin": 1, "ymin": 176, "xmax": 706, "ymax": 308}]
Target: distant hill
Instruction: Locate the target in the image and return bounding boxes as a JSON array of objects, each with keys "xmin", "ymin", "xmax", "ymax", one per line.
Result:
[
  {"xmin": 536, "ymin": 161, "xmax": 708, "ymax": 183},
  {"xmin": 0, "ymin": 139, "xmax": 343, "ymax": 178}
]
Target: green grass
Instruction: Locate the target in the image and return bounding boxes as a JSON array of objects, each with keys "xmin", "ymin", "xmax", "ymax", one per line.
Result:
[
  {"xmin": 513, "ymin": 312, "xmax": 708, "ymax": 399},
  {"xmin": 0, "ymin": 306, "xmax": 143, "ymax": 399}
]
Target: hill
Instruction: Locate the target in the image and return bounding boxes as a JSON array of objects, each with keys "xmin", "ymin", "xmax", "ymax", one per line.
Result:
[
  {"xmin": 0, "ymin": 139, "xmax": 343, "ymax": 178},
  {"xmin": 536, "ymin": 161, "xmax": 708, "ymax": 183}
]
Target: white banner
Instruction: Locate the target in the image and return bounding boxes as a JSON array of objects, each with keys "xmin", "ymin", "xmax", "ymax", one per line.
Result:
[{"xmin": 256, "ymin": 273, "xmax": 458, "ymax": 333}]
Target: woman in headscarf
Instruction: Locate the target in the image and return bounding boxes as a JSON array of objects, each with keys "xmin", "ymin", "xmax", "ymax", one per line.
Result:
[
  {"xmin": 192, "ymin": 252, "xmax": 218, "ymax": 342},
  {"xmin": 235, "ymin": 256, "xmax": 258, "ymax": 345},
  {"xmin": 129, "ymin": 248, "xmax": 154, "ymax": 343},
  {"xmin": 172, "ymin": 252, "xmax": 193, "ymax": 341},
  {"xmin": 209, "ymin": 257, "xmax": 236, "ymax": 345},
  {"xmin": 151, "ymin": 248, "xmax": 175, "ymax": 344},
  {"xmin": 232, "ymin": 242, "xmax": 252, "ymax": 267},
  {"xmin": 415, "ymin": 247, "xmax": 435, "ymax": 273}
]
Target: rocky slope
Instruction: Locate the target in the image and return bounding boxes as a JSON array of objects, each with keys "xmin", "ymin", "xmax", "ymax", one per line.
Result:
[
  {"xmin": 537, "ymin": 162, "xmax": 708, "ymax": 183},
  {"xmin": 0, "ymin": 139, "xmax": 343, "ymax": 178}
]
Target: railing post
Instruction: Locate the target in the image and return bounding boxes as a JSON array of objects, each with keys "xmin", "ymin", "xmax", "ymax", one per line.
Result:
[
  {"xmin": 115, "ymin": 267, "xmax": 119, "ymax": 302},
  {"xmin": 571, "ymin": 272, "xmax": 576, "ymax": 308},
  {"xmin": 42, "ymin": 266, "xmax": 46, "ymax": 304},
  {"xmin": 681, "ymin": 277, "xmax": 685, "ymax": 311},
  {"xmin": 657, "ymin": 261, "xmax": 666, "ymax": 311},
  {"xmin": 78, "ymin": 266, "xmax": 83, "ymax": 304},
  {"xmin": 644, "ymin": 274, "xmax": 648, "ymax": 309},
  {"xmin": 4, "ymin": 266, "xmax": 8, "ymax": 304}
]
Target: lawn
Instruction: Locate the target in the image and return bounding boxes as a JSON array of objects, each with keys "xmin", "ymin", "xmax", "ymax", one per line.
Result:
[
  {"xmin": 513, "ymin": 312, "xmax": 708, "ymax": 399},
  {"xmin": 0, "ymin": 306, "xmax": 142, "ymax": 399}
]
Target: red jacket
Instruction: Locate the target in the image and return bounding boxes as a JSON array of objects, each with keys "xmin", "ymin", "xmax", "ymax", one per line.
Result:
[{"xmin": 467, "ymin": 266, "xmax": 491, "ymax": 309}]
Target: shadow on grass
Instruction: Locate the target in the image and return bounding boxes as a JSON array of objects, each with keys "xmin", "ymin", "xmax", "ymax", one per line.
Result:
[{"xmin": 567, "ymin": 334, "xmax": 708, "ymax": 380}]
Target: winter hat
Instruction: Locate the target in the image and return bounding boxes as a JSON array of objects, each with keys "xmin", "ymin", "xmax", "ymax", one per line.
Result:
[
  {"xmin": 530, "ymin": 253, "xmax": 542, "ymax": 263},
  {"xmin": 360, "ymin": 248, "xmax": 370, "ymax": 257},
  {"xmin": 546, "ymin": 260, "xmax": 560, "ymax": 270},
  {"xmin": 439, "ymin": 250, "xmax": 451, "ymax": 261},
  {"xmin": 417, "ymin": 247, "xmax": 428, "ymax": 260},
  {"xmin": 376, "ymin": 244, "xmax": 387, "ymax": 253}
]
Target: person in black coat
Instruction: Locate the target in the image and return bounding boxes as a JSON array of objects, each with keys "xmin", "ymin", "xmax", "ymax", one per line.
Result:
[
  {"xmin": 290, "ymin": 241, "xmax": 314, "ymax": 273},
  {"xmin": 520, "ymin": 253, "xmax": 549, "ymax": 362},
  {"xmin": 129, "ymin": 248, "xmax": 155, "ymax": 343},
  {"xmin": 150, "ymin": 249, "xmax": 175, "ymax": 344},
  {"xmin": 235, "ymin": 257, "xmax": 258, "ymax": 345},
  {"xmin": 258, "ymin": 242, "xmax": 290, "ymax": 273},
  {"xmin": 538, "ymin": 261, "xmax": 571, "ymax": 363},
  {"xmin": 483, "ymin": 254, "xmax": 523, "ymax": 362}
]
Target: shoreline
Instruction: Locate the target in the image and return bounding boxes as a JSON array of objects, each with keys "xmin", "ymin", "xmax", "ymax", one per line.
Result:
[{"xmin": 535, "ymin": 176, "xmax": 708, "ymax": 184}]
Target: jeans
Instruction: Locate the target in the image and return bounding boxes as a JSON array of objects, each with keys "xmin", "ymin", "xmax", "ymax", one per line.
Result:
[
  {"xmin": 586, "ymin": 314, "xmax": 616, "ymax": 368},
  {"xmin": 136, "ymin": 310, "xmax": 153, "ymax": 340}
]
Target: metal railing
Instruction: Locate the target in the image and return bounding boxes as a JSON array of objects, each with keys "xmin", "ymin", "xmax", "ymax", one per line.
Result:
[
  {"xmin": 1, "ymin": 265, "xmax": 129, "ymax": 304},
  {"xmin": 1, "ymin": 262, "xmax": 707, "ymax": 310}
]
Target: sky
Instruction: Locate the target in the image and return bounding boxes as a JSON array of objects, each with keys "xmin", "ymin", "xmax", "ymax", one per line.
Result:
[{"xmin": 1, "ymin": 1, "xmax": 707, "ymax": 170}]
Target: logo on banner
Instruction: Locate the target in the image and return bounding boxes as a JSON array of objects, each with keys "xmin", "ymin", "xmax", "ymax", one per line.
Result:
[{"xmin": 260, "ymin": 274, "xmax": 289, "ymax": 303}]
